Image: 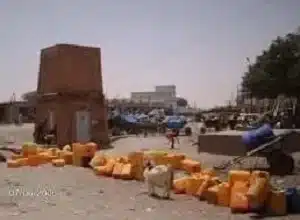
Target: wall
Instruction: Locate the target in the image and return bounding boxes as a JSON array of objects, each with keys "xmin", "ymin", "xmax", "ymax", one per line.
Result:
[
  {"xmin": 155, "ymin": 85, "xmax": 176, "ymax": 97},
  {"xmin": 130, "ymin": 92, "xmax": 156, "ymax": 102},
  {"xmin": 131, "ymin": 85, "xmax": 176, "ymax": 101},
  {"xmin": 38, "ymin": 44, "xmax": 103, "ymax": 94},
  {"xmin": 0, "ymin": 101, "xmax": 35, "ymax": 123},
  {"xmin": 36, "ymin": 94, "xmax": 108, "ymax": 145},
  {"xmin": 131, "ymin": 91, "xmax": 174, "ymax": 102},
  {"xmin": 198, "ymin": 132, "xmax": 300, "ymax": 156}
]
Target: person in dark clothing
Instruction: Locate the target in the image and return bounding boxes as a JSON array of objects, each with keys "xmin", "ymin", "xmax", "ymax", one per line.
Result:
[
  {"xmin": 45, "ymin": 124, "xmax": 57, "ymax": 145},
  {"xmin": 34, "ymin": 119, "xmax": 48, "ymax": 144},
  {"xmin": 228, "ymin": 114, "xmax": 238, "ymax": 130},
  {"xmin": 175, "ymin": 129, "xmax": 180, "ymax": 144},
  {"xmin": 49, "ymin": 124, "xmax": 57, "ymax": 136},
  {"xmin": 166, "ymin": 129, "xmax": 180, "ymax": 149},
  {"xmin": 143, "ymin": 129, "xmax": 148, "ymax": 137},
  {"xmin": 166, "ymin": 132, "xmax": 175, "ymax": 149}
]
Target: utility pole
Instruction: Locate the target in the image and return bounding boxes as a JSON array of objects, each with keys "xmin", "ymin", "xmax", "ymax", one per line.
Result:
[
  {"xmin": 246, "ymin": 57, "xmax": 253, "ymax": 112},
  {"xmin": 236, "ymin": 84, "xmax": 239, "ymax": 106},
  {"xmin": 9, "ymin": 92, "xmax": 16, "ymax": 124}
]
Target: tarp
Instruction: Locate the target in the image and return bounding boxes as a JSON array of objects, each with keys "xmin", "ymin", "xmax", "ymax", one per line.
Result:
[
  {"xmin": 136, "ymin": 113, "xmax": 148, "ymax": 119},
  {"xmin": 163, "ymin": 115, "xmax": 182, "ymax": 122},
  {"xmin": 121, "ymin": 114, "xmax": 138, "ymax": 124},
  {"xmin": 164, "ymin": 115, "xmax": 186, "ymax": 129},
  {"xmin": 148, "ymin": 109, "xmax": 164, "ymax": 116},
  {"xmin": 148, "ymin": 110, "xmax": 156, "ymax": 116}
]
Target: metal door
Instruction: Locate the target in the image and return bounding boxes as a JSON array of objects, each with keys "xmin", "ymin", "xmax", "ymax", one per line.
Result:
[{"xmin": 76, "ymin": 111, "xmax": 91, "ymax": 142}]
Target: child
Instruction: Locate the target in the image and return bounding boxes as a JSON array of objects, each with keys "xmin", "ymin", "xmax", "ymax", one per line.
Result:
[{"xmin": 166, "ymin": 129, "xmax": 179, "ymax": 149}]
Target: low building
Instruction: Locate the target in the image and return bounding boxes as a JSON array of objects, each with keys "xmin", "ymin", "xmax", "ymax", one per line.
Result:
[
  {"xmin": 0, "ymin": 101, "xmax": 35, "ymax": 123},
  {"xmin": 130, "ymin": 85, "xmax": 178, "ymax": 109},
  {"xmin": 155, "ymin": 85, "xmax": 176, "ymax": 97}
]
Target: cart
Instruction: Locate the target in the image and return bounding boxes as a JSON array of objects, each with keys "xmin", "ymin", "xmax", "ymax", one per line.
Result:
[
  {"xmin": 214, "ymin": 130, "xmax": 296, "ymax": 175},
  {"xmin": 161, "ymin": 116, "xmax": 192, "ymax": 136}
]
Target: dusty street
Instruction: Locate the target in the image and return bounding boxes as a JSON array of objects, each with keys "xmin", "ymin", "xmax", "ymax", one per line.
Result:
[{"xmin": 0, "ymin": 124, "xmax": 299, "ymax": 219}]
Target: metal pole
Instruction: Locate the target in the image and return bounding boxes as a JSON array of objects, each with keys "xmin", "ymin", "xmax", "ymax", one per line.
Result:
[
  {"xmin": 246, "ymin": 58, "xmax": 253, "ymax": 113},
  {"xmin": 9, "ymin": 93, "xmax": 16, "ymax": 124},
  {"xmin": 250, "ymin": 93, "xmax": 253, "ymax": 113},
  {"xmin": 236, "ymin": 84, "xmax": 239, "ymax": 106}
]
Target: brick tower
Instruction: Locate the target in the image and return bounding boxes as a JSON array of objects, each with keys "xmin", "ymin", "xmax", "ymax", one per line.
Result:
[{"xmin": 36, "ymin": 44, "xmax": 109, "ymax": 146}]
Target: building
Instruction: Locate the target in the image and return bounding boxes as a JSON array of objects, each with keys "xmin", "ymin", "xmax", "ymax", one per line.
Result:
[
  {"xmin": 0, "ymin": 101, "xmax": 35, "ymax": 123},
  {"xmin": 155, "ymin": 85, "xmax": 176, "ymax": 97},
  {"xmin": 36, "ymin": 43, "xmax": 109, "ymax": 146},
  {"xmin": 130, "ymin": 85, "xmax": 178, "ymax": 109},
  {"xmin": 107, "ymin": 98, "xmax": 168, "ymax": 113}
]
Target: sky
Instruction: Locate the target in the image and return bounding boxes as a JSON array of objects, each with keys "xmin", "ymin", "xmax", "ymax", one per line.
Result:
[{"xmin": 0, "ymin": 0, "xmax": 299, "ymax": 108}]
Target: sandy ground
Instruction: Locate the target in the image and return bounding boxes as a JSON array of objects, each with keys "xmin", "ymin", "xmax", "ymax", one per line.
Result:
[{"xmin": 0, "ymin": 124, "xmax": 299, "ymax": 219}]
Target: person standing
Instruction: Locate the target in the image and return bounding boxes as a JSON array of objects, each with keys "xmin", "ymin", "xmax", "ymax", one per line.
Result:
[
  {"xmin": 173, "ymin": 128, "xmax": 180, "ymax": 144},
  {"xmin": 166, "ymin": 128, "xmax": 179, "ymax": 149},
  {"xmin": 170, "ymin": 131, "xmax": 175, "ymax": 149}
]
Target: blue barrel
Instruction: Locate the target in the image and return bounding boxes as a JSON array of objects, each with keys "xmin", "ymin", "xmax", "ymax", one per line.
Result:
[
  {"xmin": 167, "ymin": 121, "xmax": 184, "ymax": 129},
  {"xmin": 242, "ymin": 123, "xmax": 274, "ymax": 150}
]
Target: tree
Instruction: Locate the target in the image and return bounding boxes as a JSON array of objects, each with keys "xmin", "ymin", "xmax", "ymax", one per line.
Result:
[
  {"xmin": 176, "ymin": 98, "xmax": 188, "ymax": 107},
  {"xmin": 242, "ymin": 29, "xmax": 300, "ymax": 99}
]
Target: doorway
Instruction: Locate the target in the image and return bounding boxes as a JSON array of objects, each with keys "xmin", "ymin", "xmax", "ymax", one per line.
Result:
[
  {"xmin": 76, "ymin": 111, "xmax": 91, "ymax": 142},
  {"xmin": 49, "ymin": 111, "xmax": 54, "ymax": 130}
]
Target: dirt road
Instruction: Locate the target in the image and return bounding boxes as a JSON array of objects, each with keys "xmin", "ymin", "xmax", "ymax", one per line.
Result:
[{"xmin": 0, "ymin": 125, "xmax": 299, "ymax": 219}]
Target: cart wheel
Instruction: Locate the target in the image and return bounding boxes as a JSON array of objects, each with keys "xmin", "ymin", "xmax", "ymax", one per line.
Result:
[
  {"xmin": 215, "ymin": 124, "xmax": 221, "ymax": 132},
  {"xmin": 200, "ymin": 127, "xmax": 206, "ymax": 134},
  {"xmin": 268, "ymin": 153, "xmax": 294, "ymax": 175},
  {"xmin": 185, "ymin": 127, "xmax": 192, "ymax": 136}
]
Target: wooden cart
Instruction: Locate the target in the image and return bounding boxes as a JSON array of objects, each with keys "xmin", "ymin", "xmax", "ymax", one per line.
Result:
[{"xmin": 214, "ymin": 130, "xmax": 296, "ymax": 175}]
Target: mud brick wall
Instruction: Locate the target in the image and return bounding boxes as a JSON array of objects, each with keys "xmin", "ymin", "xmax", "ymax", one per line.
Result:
[
  {"xmin": 37, "ymin": 44, "xmax": 103, "ymax": 94},
  {"xmin": 197, "ymin": 135, "xmax": 246, "ymax": 157},
  {"xmin": 197, "ymin": 132, "xmax": 300, "ymax": 157}
]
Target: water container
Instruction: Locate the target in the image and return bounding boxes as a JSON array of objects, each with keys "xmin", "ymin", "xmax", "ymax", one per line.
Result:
[
  {"xmin": 249, "ymin": 171, "xmax": 270, "ymax": 185},
  {"xmin": 228, "ymin": 170, "xmax": 251, "ymax": 186},
  {"xmin": 267, "ymin": 190, "xmax": 287, "ymax": 216},
  {"xmin": 242, "ymin": 123, "xmax": 274, "ymax": 150},
  {"xmin": 81, "ymin": 156, "xmax": 92, "ymax": 168},
  {"xmin": 185, "ymin": 178, "xmax": 203, "ymax": 195},
  {"xmin": 286, "ymin": 187, "xmax": 300, "ymax": 213},
  {"xmin": 22, "ymin": 142, "xmax": 37, "ymax": 157},
  {"xmin": 217, "ymin": 182, "xmax": 230, "ymax": 206},
  {"xmin": 247, "ymin": 177, "xmax": 269, "ymax": 210},
  {"xmin": 230, "ymin": 181, "xmax": 250, "ymax": 213}
]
